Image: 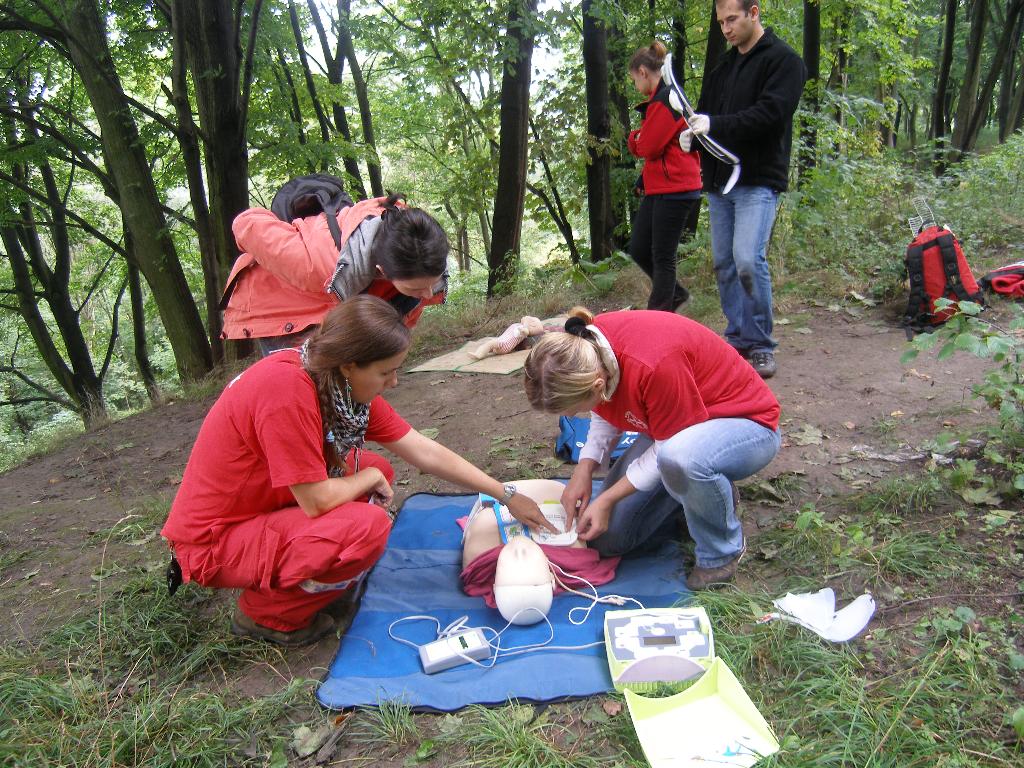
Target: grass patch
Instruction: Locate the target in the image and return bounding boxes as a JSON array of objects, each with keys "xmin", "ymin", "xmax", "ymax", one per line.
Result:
[
  {"xmin": 88, "ymin": 497, "xmax": 171, "ymax": 545},
  {"xmin": 0, "ymin": 576, "xmax": 309, "ymax": 768}
]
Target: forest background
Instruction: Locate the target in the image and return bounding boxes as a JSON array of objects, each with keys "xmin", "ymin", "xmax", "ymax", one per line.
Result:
[
  {"xmin": 2, "ymin": 3, "xmax": 1024, "ymax": 766},
  {"xmin": 1, "ymin": 0, "xmax": 1023, "ymax": 455}
]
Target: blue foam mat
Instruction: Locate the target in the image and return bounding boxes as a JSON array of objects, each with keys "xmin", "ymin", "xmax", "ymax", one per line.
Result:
[{"xmin": 317, "ymin": 490, "xmax": 689, "ymax": 711}]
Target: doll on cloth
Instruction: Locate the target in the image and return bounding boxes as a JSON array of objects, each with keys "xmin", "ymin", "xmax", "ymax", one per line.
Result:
[{"xmin": 468, "ymin": 316, "xmax": 546, "ymax": 360}]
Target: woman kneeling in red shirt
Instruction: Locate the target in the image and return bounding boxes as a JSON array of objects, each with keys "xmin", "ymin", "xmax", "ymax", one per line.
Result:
[
  {"xmin": 524, "ymin": 307, "xmax": 781, "ymax": 590},
  {"xmin": 162, "ymin": 295, "xmax": 548, "ymax": 646}
]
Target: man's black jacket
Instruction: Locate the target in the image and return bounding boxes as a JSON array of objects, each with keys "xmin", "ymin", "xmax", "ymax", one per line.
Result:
[{"xmin": 696, "ymin": 28, "xmax": 806, "ymax": 193}]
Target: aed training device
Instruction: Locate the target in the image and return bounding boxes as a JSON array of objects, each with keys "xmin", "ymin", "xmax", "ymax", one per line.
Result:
[
  {"xmin": 419, "ymin": 628, "xmax": 490, "ymax": 674},
  {"xmin": 604, "ymin": 607, "xmax": 715, "ymax": 693}
]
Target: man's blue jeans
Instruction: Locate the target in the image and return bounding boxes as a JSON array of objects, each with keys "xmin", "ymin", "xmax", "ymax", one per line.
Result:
[
  {"xmin": 591, "ymin": 419, "xmax": 781, "ymax": 568},
  {"xmin": 708, "ymin": 186, "xmax": 780, "ymax": 353}
]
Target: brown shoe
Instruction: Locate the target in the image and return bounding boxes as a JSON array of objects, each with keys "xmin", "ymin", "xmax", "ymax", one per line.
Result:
[
  {"xmin": 687, "ymin": 539, "xmax": 747, "ymax": 591},
  {"xmin": 231, "ymin": 610, "xmax": 336, "ymax": 647}
]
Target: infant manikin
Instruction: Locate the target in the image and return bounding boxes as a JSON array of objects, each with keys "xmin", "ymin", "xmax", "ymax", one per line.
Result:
[{"xmin": 492, "ymin": 536, "xmax": 555, "ymax": 625}]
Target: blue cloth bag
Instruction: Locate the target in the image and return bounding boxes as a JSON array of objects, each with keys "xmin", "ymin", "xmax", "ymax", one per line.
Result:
[{"xmin": 555, "ymin": 415, "xmax": 639, "ymax": 464}]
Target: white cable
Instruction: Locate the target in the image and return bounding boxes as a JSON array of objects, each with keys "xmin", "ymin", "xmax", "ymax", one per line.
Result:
[{"xmin": 548, "ymin": 561, "xmax": 645, "ymax": 624}]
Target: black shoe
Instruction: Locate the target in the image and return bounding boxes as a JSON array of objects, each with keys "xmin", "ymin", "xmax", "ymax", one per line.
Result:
[
  {"xmin": 231, "ymin": 611, "xmax": 335, "ymax": 647},
  {"xmin": 671, "ymin": 287, "xmax": 690, "ymax": 312},
  {"xmin": 749, "ymin": 350, "xmax": 777, "ymax": 379}
]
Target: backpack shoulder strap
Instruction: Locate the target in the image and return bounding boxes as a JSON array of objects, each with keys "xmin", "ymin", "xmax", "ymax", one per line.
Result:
[
  {"xmin": 935, "ymin": 233, "xmax": 970, "ymax": 301},
  {"xmin": 903, "ymin": 241, "xmax": 930, "ymax": 335}
]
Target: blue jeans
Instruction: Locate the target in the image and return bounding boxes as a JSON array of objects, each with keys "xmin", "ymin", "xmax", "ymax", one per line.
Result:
[
  {"xmin": 708, "ymin": 186, "xmax": 780, "ymax": 353},
  {"xmin": 591, "ymin": 419, "xmax": 781, "ymax": 568}
]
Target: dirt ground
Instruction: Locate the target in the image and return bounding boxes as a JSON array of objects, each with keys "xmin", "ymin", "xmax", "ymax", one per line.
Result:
[{"xmin": 0, "ymin": 300, "xmax": 1008, "ymax": 688}]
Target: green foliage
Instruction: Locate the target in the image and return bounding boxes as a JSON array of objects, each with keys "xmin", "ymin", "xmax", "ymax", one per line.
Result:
[{"xmin": 903, "ymin": 300, "xmax": 1024, "ymax": 496}]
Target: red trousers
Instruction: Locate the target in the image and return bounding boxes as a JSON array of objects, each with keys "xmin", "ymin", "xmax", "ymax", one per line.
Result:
[{"xmin": 175, "ymin": 451, "xmax": 394, "ymax": 631}]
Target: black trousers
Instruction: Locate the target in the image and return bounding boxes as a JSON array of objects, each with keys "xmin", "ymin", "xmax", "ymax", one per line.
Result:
[{"xmin": 628, "ymin": 193, "xmax": 701, "ymax": 312}]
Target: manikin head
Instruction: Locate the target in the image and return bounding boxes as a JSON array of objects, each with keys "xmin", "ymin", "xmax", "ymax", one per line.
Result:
[{"xmin": 492, "ymin": 537, "xmax": 554, "ymax": 626}]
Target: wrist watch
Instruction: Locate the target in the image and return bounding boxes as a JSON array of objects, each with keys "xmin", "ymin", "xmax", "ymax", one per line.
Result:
[{"xmin": 500, "ymin": 483, "xmax": 517, "ymax": 503}]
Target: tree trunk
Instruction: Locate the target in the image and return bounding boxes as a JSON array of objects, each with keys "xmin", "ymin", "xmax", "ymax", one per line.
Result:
[
  {"xmin": 486, "ymin": 0, "xmax": 538, "ymax": 296},
  {"xmin": 288, "ymin": 0, "xmax": 333, "ymax": 168},
  {"xmin": 126, "ymin": 252, "xmax": 160, "ymax": 401},
  {"xmin": 799, "ymin": 0, "xmax": 821, "ymax": 183},
  {"xmin": 529, "ymin": 120, "xmax": 581, "ymax": 264},
  {"xmin": 169, "ymin": 2, "xmax": 224, "ymax": 363},
  {"xmin": 306, "ymin": 0, "xmax": 367, "ymax": 198},
  {"xmin": 951, "ymin": 0, "xmax": 988, "ymax": 154},
  {"xmin": 703, "ymin": 1, "xmax": 727, "ymax": 78},
  {"xmin": 607, "ymin": 20, "xmax": 635, "ymax": 252},
  {"xmin": 65, "ymin": 0, "xmax": 212, "ymax": 382},
  {"xmin": 0, "ymin": 130, "xmax": 105, "ymax": 425},
  {"xmin": 671, "ymin": 3, "xmax": 687, "ymax": 87},
  {"xmin": 583, "ymin": 0, "xmax": 614, "ymax": 263},
  {"xmin": 336, "ymin": 0, "xmax": 384, "ymax": 197},
  {"xmin": 997, "ymin": 12, "xmax": 1023, "ymax": 139},
  {"xmin": 932, "ymin": 0, "xmax": 958, "ymax": 172},
  {"xmin": 963, "ymin": 0, "xmax": 1024, "ymax": 149}
]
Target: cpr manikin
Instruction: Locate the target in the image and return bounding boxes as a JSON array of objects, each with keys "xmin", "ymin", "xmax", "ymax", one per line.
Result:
[
  {"xmin": 460, "ymin": 478, "xmax": 600, "ymax": 626},
  {"xmin": 492, "ymin": 536, "xmax": 555, "ymax": 625}
]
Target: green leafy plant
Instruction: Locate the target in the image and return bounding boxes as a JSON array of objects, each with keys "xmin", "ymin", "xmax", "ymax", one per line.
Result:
[{"xmin": 902, "ymin": 300, "xmax": 1024, "ymax": 497}]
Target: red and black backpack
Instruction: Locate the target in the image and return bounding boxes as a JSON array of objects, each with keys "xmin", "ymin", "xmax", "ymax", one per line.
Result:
[{"xmin": 902, "ymin": 224, "xmax": 983, "ymax": 335}]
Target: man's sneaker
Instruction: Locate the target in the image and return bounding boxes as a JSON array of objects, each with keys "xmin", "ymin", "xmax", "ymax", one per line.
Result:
[
  {"xmin": 749, "ymin": 350, "xmax": 777, "ymax": 379},
  {"xmin": 686, "ymin": 539, "xmax": 747, "ymax": 591},
  {"xmin": 231, "ymin": 610, "xmax": 335, "ymax": 647}
]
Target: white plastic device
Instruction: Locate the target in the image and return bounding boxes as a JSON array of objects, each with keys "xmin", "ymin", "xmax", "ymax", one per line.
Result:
[{"xmin": 418, "ymin": 628, "xmax": 491, "ymax": 674}]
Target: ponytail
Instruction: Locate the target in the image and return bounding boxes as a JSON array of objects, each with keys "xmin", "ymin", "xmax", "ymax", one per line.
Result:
[
  {"xmin": 523, "ymin": 307, "xmax": 607, "ymax": 414},
  {"xmin": 629, "ymin": 40, "xmax": 668, "ymax": 73}
]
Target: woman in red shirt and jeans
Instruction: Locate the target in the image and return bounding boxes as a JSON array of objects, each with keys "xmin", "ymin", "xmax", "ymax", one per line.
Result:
[
  {"xmin": 627, "ymin": 41, "xmax": 703, "ymax": 312},
  {"xmin": 524, "ymin": 307, "xmax": 780, "ymax": 590}
]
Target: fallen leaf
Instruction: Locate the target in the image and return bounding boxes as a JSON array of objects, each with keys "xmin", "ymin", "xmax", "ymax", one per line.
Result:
[
  {"xmin": 291, "ymin": 724, "xmax": 331, "ymax": 758},
  {"xmin": 790, "ymin": 424, "xmax": 824, "ymax": 446},
  {"xmin": 420, "ymin": 427, "xmax": 440, "ymax": 439},
  {"xmin": 602, "ymin": 700, "xmax": 623, "ymax": 717},
  {"xmin": 890, "ymin": 410, "xmax": 904, "ymax": 417},
  {"xmin": 794, "ymin": 327, "xmax": 813, "ymax": 334},
  {"xmin": 843, "ymin": 421, "xmax": 855, "ymax": 430},
  {"xmin": 22, "ymin": 569, "xmax": 40, "ymax": 580}
]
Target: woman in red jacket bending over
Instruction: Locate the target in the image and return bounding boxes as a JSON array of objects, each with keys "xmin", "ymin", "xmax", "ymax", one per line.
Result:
[
  {"xmin": 627, "ymin": 41, "xmax": 703, "ymax": 312},
  {"xmin": 222, "ymin": 180, "xmax": 448, "ymax": 354}
]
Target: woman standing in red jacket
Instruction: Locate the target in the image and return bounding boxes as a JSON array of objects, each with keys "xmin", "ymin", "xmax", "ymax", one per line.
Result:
[{"xmin": 627, "ymin": 41, "xmax": 703, "ymax": 312}]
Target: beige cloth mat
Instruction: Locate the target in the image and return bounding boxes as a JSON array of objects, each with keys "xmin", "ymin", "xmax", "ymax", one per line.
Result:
[{"xmin": 407, "ymin": 315, "xmax": 567, "ymax": 375}]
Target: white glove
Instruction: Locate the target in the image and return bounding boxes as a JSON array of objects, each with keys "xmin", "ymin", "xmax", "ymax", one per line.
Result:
[
  {"xmin": 678, "ymin": 129, "xmax": 694, "ymax": 152},
  {"xmin": 687, "ymin": 113, "xmax": 710, "ymax": 135}
]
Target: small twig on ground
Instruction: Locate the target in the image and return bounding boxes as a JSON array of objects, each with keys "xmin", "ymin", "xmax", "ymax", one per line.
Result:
[{"xmin": 876, "ymin": 591, "xmax": 1024, "ymax": 614}]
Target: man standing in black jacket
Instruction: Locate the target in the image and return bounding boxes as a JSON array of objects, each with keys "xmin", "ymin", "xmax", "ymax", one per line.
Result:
[{"xmin": 683, "ymin": 0, "xmax": 806, "ymax": 378}]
